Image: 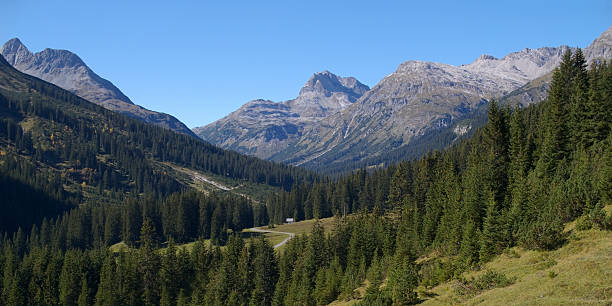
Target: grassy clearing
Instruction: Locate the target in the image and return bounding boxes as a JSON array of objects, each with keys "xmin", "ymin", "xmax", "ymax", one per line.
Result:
[
  {"xmin": 261, "ymin": 232, "xmax": 288, "ymax": 247},
  {"xmin": 109, "ymin": 241, "xmax": 130, "ymax": 253},
  {"xmin": 110, "ymin": 239, "xmax": 217, "ymax": 254},
  {"xmin": 421, "ymin": 228, "xmax": 612, "ymax": 305},
  {"xmin": 110, "ymin": 217, "xmax": 336, "ymax": 255},
  {"xmin": 244, "ymin": 217, "xmax": 337, "ymax": 252},
  {"xmin": 262, "ymin": 217, "xmax": 336, "ymax": 236}
]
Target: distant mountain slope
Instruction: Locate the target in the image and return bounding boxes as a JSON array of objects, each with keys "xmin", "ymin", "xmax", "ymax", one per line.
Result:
[
  {"xmin": 204, "ymin": 26, "xmax": 612, "ymax": 173},
  {"xmin": 0, "ymin": 38, "xmax": 197, "ymax": 137},
  {"xmin": 0, "ymin": 54, "xmax": 314, "ymax": 232},
  {"xmin": 194, "ymin": 71, "xmax": 369, "ymax": 158},
  {"xmin": 275, "ymin": 45, "xmax": 584, "ymax": 170}
]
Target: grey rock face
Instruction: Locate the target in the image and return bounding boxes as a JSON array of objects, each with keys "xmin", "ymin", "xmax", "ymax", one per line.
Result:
[
  {"xmin": 193, "ymin": 71, "xmax": 369, "ymax": 159},
  {"xmin": 248, "ymin": 48, "xmax": 569, "ymax": 168},
  {"xmin": 585, "ymin": 25, "xmax": 612, "ymax": 61},
  {"xmin": 1, "ymin": 38, "xmax": 196, "ymax": 137},
  {"xmin": 499, "ymin": 25, "xmax": 612, "ymax": 108},
  {"xmin": 204, "ymin": 26, "xmax": 612, "ymax": 170},
  {"xmin": 290, "ymin": 71, "xmax": 370, "ymax": 118}
]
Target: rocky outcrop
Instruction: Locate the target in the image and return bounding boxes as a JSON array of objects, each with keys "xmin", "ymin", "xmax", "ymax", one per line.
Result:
[
  {"xmin": 1, "ymin": 38, "xmax": 196, "ymax": 137},
  {"xmin": 193, "ymin": 71, "xmax": 369, "ymax": 158}
]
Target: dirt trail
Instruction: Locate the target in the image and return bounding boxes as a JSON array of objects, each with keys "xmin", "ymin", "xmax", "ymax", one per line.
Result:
[
  {"xmin": 192, "ymin": 174, "xmax": 237, "ymax": 191},
  {"xmin": 248, "ymin": 227, "xmax": 295, "ymax": 249}
]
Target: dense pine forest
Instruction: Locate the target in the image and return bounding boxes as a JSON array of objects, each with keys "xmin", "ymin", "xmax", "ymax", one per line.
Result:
[
  {"xmin": 0, "ymin": 54, "xmax": 314, "ymax": 235},
  {"xmin": 1, "ymin": 49, "xmax": 611, "ymax": 305}
]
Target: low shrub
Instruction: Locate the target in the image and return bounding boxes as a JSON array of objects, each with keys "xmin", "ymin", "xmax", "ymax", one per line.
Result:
[
  {"xmin": 575, "ymin": 215, "xmax": 593, "ymax": 231},
  {"xmin": 453, "ymin": 270, "xmax": 516, "ymax": 297}
]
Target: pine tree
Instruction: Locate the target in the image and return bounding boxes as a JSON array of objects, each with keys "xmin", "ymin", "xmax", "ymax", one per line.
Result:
[
  {"xmin": 479, "ymin": 190, "xmax": 504, "ymax": 263},
  {"xmin": 213, "ymin": 234, "xmax": 243, "ymax": 304},
  {"xmin": 433, "ymin": 157, "xmax": 462, "ymax": 255},
  {"xmin": 160, "ymin": 239, "xmax": 179, "ymax": 306},
  {"xmin": 250, "ymin": 236, "xmax": 278, "ymax": 306},
  {"xmin": 484, "ymin": 100, "xmax": 510, "ymax": 207},
  {"xmin": 387, "ymin": 252, "xmax": 418, "ymax": 305},
  {"xmin": 95, "ymin": 254, "xmax": 119, "ymax": 306},
  {"xmin": 457, "ymin": 218, "xmax": 480, "ymax": 271},
  {"xmin": 59, "ymin": 250, "xmax": 83, "ymax": 306},
  {"xmin": 139, "ymin": 218, "xmax": 161, "ymax": 306},
  {"xmin": 508, "ymin": 106, "xmax": 529, "ymax": 238},
  {"xmin": 388, "ymin": 162, "xmax": 413, "ymax": 208},
  {"xmin": 77, "ymin": 277, "xmax": 91, "ymax": 306},
  {"xmin": 537, "ymin": 49, "xmax": 575, "ymax": 178},
  {"xmin": 569, "ymin": 49, "xmax": 590, "ymax": 148}
]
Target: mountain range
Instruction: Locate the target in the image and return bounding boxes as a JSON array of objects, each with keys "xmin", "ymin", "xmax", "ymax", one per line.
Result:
[
  {"xmin": 0, "ymin": 38, "xmax": 197, "ymax": 137},
  {"xmin": 3, "ymin": 27, "xmax": 610, "ymax": 174},
  {"xmin": 195, "ymin": 26, "xmax": 612, "ymax": 172},
  {"xmin": 193, "ymin": 71, "xmax": 369, "ymax": 158}
]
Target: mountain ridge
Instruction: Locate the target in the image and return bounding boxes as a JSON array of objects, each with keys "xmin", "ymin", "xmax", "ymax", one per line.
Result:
[
  {"xmin": 196, "ymin": 26, "xmax": 612, "ymax": 172},
  {"xmin": 193, "ymin": 71, "xmax": 369, "ymax": 159},
  {"xmin": 1, "ymin": 38, "xmax": 197, "ymax": 137}
]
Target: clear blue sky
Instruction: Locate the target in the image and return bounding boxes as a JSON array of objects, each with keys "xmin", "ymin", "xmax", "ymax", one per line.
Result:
[{"xmin": 2, "ymin": 1, "xmax": 610, "ymax": 128}]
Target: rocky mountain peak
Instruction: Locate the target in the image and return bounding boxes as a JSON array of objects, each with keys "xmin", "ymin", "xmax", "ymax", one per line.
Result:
[
  {"xmin": 1, "ymin": 38, "xmax": 197, "ymax": 137},
  {"xmin": 476, "ymin": 54, "xmax": 498, "ymax": 61},
  {"xmin": 298, "ymin": 70, "xmax": 369, "ymax": 100},
  {"xmin": 1, "ymin": 38, "xmax": 27, "ymax": 53},
  {"xmin": 596, "ymin": 25, "xmax": 612, "ymax": 41},
  {"xmin": 194, "ymin": 71, "xmax": 369, "ymax": 158},
  {"xmin": 194, "ymin": 26, "xmax": 612, "ymax": 170},
  {"xmin": 36, "ymin": 48, "xmax": 87, "ymax": 69},
  {"xmin": 0, "ymin": 38, "xmax": 33, "ymax": 65}
]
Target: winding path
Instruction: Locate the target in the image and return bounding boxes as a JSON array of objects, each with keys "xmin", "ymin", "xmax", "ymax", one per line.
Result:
[{"xmin": 248, "ymin": 227, "xmax": 295, "ymax": 249}]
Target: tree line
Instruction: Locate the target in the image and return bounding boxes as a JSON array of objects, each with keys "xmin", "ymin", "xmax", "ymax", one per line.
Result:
[{"xmin": 0, "ymin": 54, "xmax": 315, "ymax": 234}]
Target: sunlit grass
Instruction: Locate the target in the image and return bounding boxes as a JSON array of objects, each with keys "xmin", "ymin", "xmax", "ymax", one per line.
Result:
[{"xmin": 421, "ymin": 228, "xmax": 612, "ymax": 305}]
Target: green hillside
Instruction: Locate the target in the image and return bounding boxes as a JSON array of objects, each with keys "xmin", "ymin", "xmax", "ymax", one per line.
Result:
[
  {"xmin": 0, "ymin": 49, "xmax": 610, "ymax": 306},
  {"xmin": 421, "ymin": 224, "xmax": 611, "ymax": 305},
  {"xmin": 0, "ymin": 55, "xmax": 314, "ymax": 233}
]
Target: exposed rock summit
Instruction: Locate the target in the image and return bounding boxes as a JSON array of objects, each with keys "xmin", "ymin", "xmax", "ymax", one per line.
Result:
[
  {"xmin": 1, "ymin": 38, "xmax": 196, "ymax": 137},
  {"xmin": 193, "ymin": 71, "xmax": 369, "ymax": 158}
]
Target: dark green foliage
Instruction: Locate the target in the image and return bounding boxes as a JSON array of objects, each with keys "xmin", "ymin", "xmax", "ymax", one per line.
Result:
[
  {"xmin": 387, "ymin": 253, "xmax": 419, "ymax": 305},
  {"xmin": 0, "ymin": 55, "xmax": 316, "ymax": 236},
  {"xmin": 357, "ymin": 286, "xmax": 392, "ymax": 306},
  {"xmin": 420, "ymin": 258, "xmax": 455, "ymax": 288},
  {"xmin": 0, "ymin": 168, "xmax": 73, "ymax": 235},
  {"xmin": 0, "ymin": 50, "xmax": 609, "ymax": 305},
  {"xmin": 250, "ymin": 236, "xmax": 278, "ymax": 306},
  {"xmin": 479, "ymin": 191, "xmax": 505, "ymax": 263},
  {"xmin": 575, "ymin": 214, "xmax": 593, "ymax": 231},
  {"xmin": 139, "ymin": 219, "xmax": 161, "ymax": 305},
  {"xmin": 589, "ymin": 202, "xmax": 612, "ymax": 230}
]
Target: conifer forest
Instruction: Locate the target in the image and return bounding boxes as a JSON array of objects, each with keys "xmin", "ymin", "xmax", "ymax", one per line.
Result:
[{"xmin": 0, "ymin": 32, "xmax": 611, "ymax": 306}]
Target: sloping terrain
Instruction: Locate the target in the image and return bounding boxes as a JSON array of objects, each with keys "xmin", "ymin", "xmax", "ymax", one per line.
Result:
[
  {"xmin": 1, "ymin": 38, "xmax": 197, "ymax": 136},
  {"xmin": 281, "ymin": 27, "xmax": 612, "ymax": 172},
  {"xmin": 329, "ymin": 219, "xmax": 611, "ymax": 305},
  {"xmin": 196, "ymin": 26, "xmax": 612, "ymax": 174},
  {"xmin": 194, "ymin": 71, "xmax": 369, "ymax": 159},
  {"xmin": 420, "ymin": 228, "xmax": 611, "ymax": 305},
  {"xmin": 0, "ymin": 54, "xmax": 312, "ymax": 233}
]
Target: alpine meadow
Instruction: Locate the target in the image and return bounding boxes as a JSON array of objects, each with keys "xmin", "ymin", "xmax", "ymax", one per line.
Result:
[{"xmin": 1, "ymin": 3, "xmax": 611, "ymax": 306}]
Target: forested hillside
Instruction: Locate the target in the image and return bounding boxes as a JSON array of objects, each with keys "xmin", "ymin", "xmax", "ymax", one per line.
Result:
[
  {"xmin": 0, "ymin": 54, "xmax": 314, "ymax": 234},
  {"xmin": 0, "ymin": 49, "xmax": 610, "ymax": 305}
]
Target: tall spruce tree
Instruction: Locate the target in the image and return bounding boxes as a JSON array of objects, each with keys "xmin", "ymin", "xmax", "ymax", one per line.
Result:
[{"xmin": 139, "ymin": 218, "xmax": 160, "ymax": 306}]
